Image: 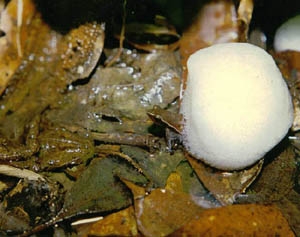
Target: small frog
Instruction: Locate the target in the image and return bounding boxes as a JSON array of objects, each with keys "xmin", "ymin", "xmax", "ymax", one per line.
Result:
[
  {"xmin": 2, "ymin": 119, "xmax": 95, "ymax": 171},
  {"xmin": 147, "ymin": 105, "xmax": 182, "ymax": 152},
  {"xmin": 37, "ymin": 126, "xmax": 95, "ymax": 170}
]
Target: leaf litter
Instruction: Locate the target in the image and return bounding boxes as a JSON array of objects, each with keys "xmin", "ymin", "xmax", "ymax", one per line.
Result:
[{"xmin": 0, "ymin": 0, "xmax": 299, "ymax": 236}]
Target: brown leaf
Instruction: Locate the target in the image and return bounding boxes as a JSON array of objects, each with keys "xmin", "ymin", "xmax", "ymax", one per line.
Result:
[
  {"xmin": 0, "ymin": 0, "xmax": 36, "ymax": 95},
  {"xmin": 250, "ymin": 144, "xmax": 296, "ymax": 202},
  {"xmin": 72, "ymin": 206, "xmax": 140, "ymax": 237},
  {"xmin": 45, "ymin": 49, "xmax": 181, "ymax": 136},
  {"xmin": 275, "ymin": 51, "xmax": 300, "ymax": 75},
  {"xmin": 180, "ymin": 0, "xmax": 239, "ymax": 87},
  {"xmin": 120, "ymin": 16, "xmax": 180, "ymax": 53},
  {"xmin": 60, "ymin": 155, "xmax": 148, "ymax": 220},
  {"xmin": 76, "ymin": 207, "xmax": 139, "ymax": 237},
  {"xmin": 187, "ymin": 154, "xmax": 263, "ymax": 205},
  {"xmin": 169, "ymin": 204, "xmax": 295, "ymax": 237},
  {"xmin": 147, "ymin": 105, "xmax": 183, "ymax": 133},
  {"xmin": 276, "ymin": 190, "xmax": 300, "ymax": 235},
  {"xmin": 124, "ymin": 173, "xmax": 204, "ymax": 237},
  {"xmin": 273, "ymin": 51, "xmax": 300, "ymax": 132},
  {"xmin": 0, "ymin": 4, "xmax": 104, "ymax": 141},
  {"xmin": 237, "ymin": 0, "xmax": 254, "ymax": 41}
]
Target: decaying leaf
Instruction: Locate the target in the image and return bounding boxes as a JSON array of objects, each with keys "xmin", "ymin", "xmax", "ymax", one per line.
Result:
[
  {"xmin": 180, "ymin": 0, "xmax": 238, "ymax": 55},
  {"xmin": 245, "ymin": 143, "xmax": 296, "ymax": 202},
  {"xmin": 0, "ymin": 203, "xmax": 30, "ymax": 234},
  {"xmin": 273, "ymin": 50, "xmax": 300, "ymax": 132},
  {"xmin": 121, "ymin": 145, "xmax": 185, "ymax": 188},
  {"xmin": 170, "ymin": 204, "xmax": 295, "ymax": 237},
  {"xmin": 147, "ymin": 105, "xmax": 183, "ymax": 134},
  {"xmin": 3, "ymin": 178, "xmax": 63, "ymax": 227},
  {"xmin": 234, "ymin": 142, "xmax": 298, "ymax": 234},
  {"xmin": 123, "ymin": 173, "xmax": 204, "ymax": 237},
  {"xmin": 60, "ymin": 155, "xmax": 148, "ymax": 220},
  {"xmin": 45, "ymin": 171, "xmax": 75, "ymax": 193},
  {"xmin": 122, "ymin": 16, "xmax": 180, "ymax": 52},
  {"xmin": 45, "ymin": 48, "xmax": 181, "ymax": 135},
  {"xmin": 180, "ymin": 0, "xmax": 239, "ymax": 86},
  {"xmin": 78, "ymin": 206, "xmax": 138, "ymax": 237},
  {"xmin": 0, "ymin": 0, "xmax": 299, "ymax": 236},
  {"xmin": 0, "ymin": 0, "xmax": 36, "ymax": 95},
  {"xmin": 187, "ymin": 153, "xmax": 263, "ymax": 205},
  {"xmin": 275, "ymin": 51, "xmax": 300, "ymax": 78},
  {"xmin": 237, "ymin": 0, "xmax": 254, "ymax": 41},
  {"xmin": 0, "ymin": 3, "xmax": 104, "ymax": 142},
  {"xmin": 0, "ymin": 165, "xmax": 44, "ymax": 181},
  {"xmin": 276, "ymin": 190, "xmax": 300, "ymax": 235},
  {"xmin": 175, "ymin": 161, "xmax": 220, "ymax": 208}
]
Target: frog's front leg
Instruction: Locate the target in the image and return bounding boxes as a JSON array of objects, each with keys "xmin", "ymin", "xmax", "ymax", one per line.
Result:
[
  {"xmin": 165, "ymin": 127, "xmax": 182, "ymax": 153},
  {"xmin": 0, "ymin": 116, "xmax": 40, "ymax": 161},
  {"xmin": 0, "ymin": 140, "xmax": 32, "ymax": 161}
]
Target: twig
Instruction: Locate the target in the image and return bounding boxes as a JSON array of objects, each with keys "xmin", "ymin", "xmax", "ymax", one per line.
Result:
[
  {"xmin": 105, "ymin": 0, "xmax": 127, "ymax": 67},
  {"xmin": 17, "ymin": 0, "xmax": 23, "ymax": 57},
  {"xmin": 0, "ymin": 164, "xmax": 45, "ymax": 181}
]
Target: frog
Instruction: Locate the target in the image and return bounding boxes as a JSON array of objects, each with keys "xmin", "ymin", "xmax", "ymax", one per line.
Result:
[
  {"xmin": 37, "ymin": 125, "xmax": 95, "ymax": 171},
  {"xmin": 147, "ymin": 105, "xmax": 183, "ymax": 152},
  {"xmin": 1, "ymin": 118, "xmax": 95, "ymax": 172}
]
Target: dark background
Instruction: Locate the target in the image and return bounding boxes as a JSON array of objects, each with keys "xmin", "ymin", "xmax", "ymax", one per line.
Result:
[{"xmin": 32, "ymin": 0, "xmax": 300, "ymax": 47}]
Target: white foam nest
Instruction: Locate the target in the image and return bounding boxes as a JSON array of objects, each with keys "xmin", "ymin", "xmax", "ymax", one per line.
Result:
[
  {"xmin": 180, "ymin": 43, "xmax": 294, "ymax": 170},
  {"xmin": 274, "ymin": 15, "xmax": 300, "ymax": 52}
]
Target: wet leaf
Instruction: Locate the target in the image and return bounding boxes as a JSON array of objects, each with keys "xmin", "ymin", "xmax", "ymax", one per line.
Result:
[
  {"xmin": 0, "ymin": 0, "xmax": 36, "ymax": 95},
  {"xmin": 0, "ymin": 203, "xmax": 30, "ymax": 234},
  {"xmin": 0, "ymin": 3, "xmax": 104, "ymax": 141},
  {"xmin": 170, "ymin": 204, "xmax": 295, "ymax": 237},
  {"xmin": 147, "ymin": 105, "xmax": 183, "ymax": 134},
  {"xmin": 276, "ymin": 190, "xmax": 300, "ymax": 235},
  {"xmin": 175, "ymin": 161, "xmax": 220, "ymax": 208},
  {"xmin": 275, "ymin": 51, "xmax": 300, "ymax": 77},
  {"xmin": 3, "ymin": 178, "xmax": 63, "ymax": 226},
  {"xmin": 0, "ymin": 176, "xmax": 17, "ymax": 199},
  {"xmin": 0, "ymin": 165, "xmax": 44, "ymax": 181},
  {"xmin": 1, "ymin": 1, "xmax": 298, "ymax": 236},
  {"xmin": 123, "ymin": 16, "xmax": 180, "ymax": 52},
  {"xmin": 60, "ymin": 155, "xmax": 148, "ymax": 219},
  {"xmin": 84, "ymin": 206, "xmax": 138, "ymax": 237},
  {"xmin": 273, "ymin": 51, "xmax": 300, "ymax": 132},
  {"xmin": 180, "ymin": 0, "xmax": 238, "ymax": 55},
  {"xmin": 180, "ymin": 0, "xmax": 239, "ymax": 86},
  {"xmin": 44, "ymin": 171, "xmax": 75, "ymax": 193},
  {"xmin": 125, "ymin": 16, "xmax": 179, "ymax": 38},
  {"xmin": 121, "ymin": 145, "xmax": 185, "ymax": 188},
  {"xmin": 124, "ymin": 173, "xmax": 204, "ymax": 237},
  {"xmin": 247, "ymin": 143, "xmax": 296, "ymax": 202},
  {"xmin": 46, "ymin": 48, "xmax": 181, "ymax": 135},
  {"xmin": 237, "ymin": 0, "xmax": 254, "ymax": 41},
  {"xmin": 187, "ymin": 154, "xmax": 263, "ymax": 205}
]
